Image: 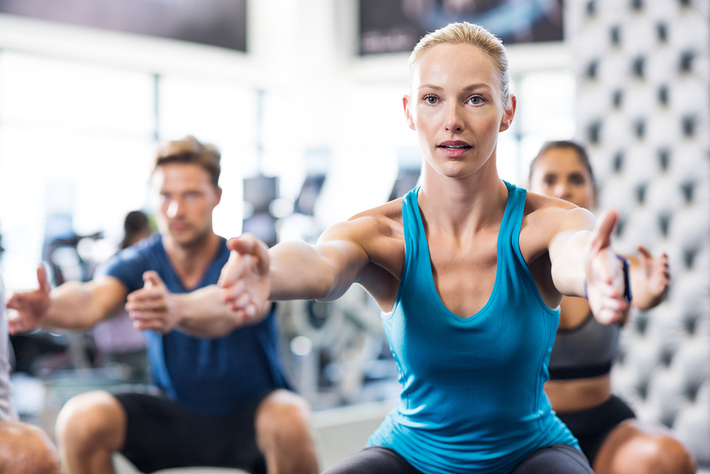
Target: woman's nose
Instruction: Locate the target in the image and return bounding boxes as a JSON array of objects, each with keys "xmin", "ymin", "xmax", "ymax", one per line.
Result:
[
  {"xmin": 444, "ymin": 104, "xmax": 464, "ymax": 133},
  {"xmin": 553, "ymin": 183, "xmax": 570, "ymax": 200}
]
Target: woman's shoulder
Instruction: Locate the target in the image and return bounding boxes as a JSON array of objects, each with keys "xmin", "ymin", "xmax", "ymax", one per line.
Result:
[
  {"xmin": 523, "ymin": 191, "xmax": 593, "ymax": 228},
  {"xmin": 524, "ymin": 190, "xmax": 577, "ymax": 213},
  {"xmin": 351, "ymin": 197, "xmax": 405, "ymax": 218},
  {"xmin": 318, "ymin": 198, "xmax": 405, "ymax": 247},
  {"xmin": 345, "ymin": 198, "xmax": 405, "ymax": 232},
  {"xmin": 319, "ymin": 198, "xmax": 406, "ymax": 302},
  {"xmin": 518, "ymin": 191, "xmax": 596, "ymax": 262}
]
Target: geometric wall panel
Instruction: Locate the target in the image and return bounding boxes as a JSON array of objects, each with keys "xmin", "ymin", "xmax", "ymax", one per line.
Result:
[{"xmin": 566, "ymin": 0, "xmax": 710, "ymax": 466}]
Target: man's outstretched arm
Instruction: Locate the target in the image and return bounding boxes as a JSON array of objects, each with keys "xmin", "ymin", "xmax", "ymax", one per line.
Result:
[
  {"xmin": 125, "ymin": 270, "xmax": 273, "ymax": 338},
  {"xmin": 6, "ymin": 265, "xmax": 127, "ymax": 334}
]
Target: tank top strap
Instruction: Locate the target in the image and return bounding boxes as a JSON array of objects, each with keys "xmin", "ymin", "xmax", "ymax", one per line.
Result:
[
  {"xmin": 401, "ymin": 187, "xmax": 427, "ymax": 281},
  {"xmin": 500, "ymin": 180, "xmax": 527, "ymax": 247}
]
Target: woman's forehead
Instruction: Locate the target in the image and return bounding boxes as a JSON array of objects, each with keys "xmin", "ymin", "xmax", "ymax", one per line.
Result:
[
  {"xmin": 536, "ymin": 149, "xmax": 589, "ymax": 173},
  {"xmin": 411, "ymin": 43, "xmax": 500, "ymax": 89}
]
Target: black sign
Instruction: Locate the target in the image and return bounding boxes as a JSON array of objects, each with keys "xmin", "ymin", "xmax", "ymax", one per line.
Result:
[
  {"xmin": 0, "ymin": 0, "xmax": 247, "ymax": 52},
  {"xmin": 359, "ymin": 0, "xmax": 563, "ymax": 55}
]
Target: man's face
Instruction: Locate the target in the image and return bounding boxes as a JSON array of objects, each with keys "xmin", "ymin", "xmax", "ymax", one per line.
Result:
[{"xmin": 152, "ymin": 163, "xmax": 221, "ymax": 248}]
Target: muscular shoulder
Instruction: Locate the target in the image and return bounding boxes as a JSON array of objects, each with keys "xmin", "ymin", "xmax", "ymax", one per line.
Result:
[
  {"xmin": 320, "ymin": 199, "xmax": 404, "ymax": 247},
  {"xmin": 318, "ymin": 199, "xmax": 405, "ymax": 304},
  {"xmin": 520, "ymin": 191, "xmax": 595, "ymax": 261}
]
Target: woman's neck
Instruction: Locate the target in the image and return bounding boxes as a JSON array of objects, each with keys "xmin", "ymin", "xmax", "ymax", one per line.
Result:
[{"xmin": 418, "ymin": 164, "xmax": 508, "ymax": 236}]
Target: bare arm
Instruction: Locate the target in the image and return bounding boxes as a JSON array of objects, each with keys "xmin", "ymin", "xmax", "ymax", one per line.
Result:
[
  {"xmin": 220, "ymin": 224, "xmax": 371, "ymax": 314},
  {"xmin": 548, "ymin": 209, "xmax": 629, "ymax": 324},
  {"xmin": 125, "ymin": 271, "xmax": 271, "ymax": 338},
  {"xmin": 6, "ymin": 265, "xmax": 127, "ymax": 333}
]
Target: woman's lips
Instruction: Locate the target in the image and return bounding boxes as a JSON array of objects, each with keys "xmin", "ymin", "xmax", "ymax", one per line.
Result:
[{"xmin": 438, "ymin": 141, "xmax": 472, "ymax": 157}]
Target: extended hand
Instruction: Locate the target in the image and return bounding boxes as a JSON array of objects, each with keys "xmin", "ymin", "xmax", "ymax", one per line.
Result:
[
  {"xmin": 584, "ymin": 210, "xmax": 630, "ymax": 325},
  {"xmin": 632, "ymin": 245, "xmax": 670, "ymax": 310},
  {"xmin": 125, "ymin": 271, "xmax": 178, "ymax": 334},
  {"xmin": 6, "ymin": 264, "xmax": 51, "ymax": 334},
  {"xmin": 219, "ymin": 234, "xmax": 271, "ymax": 319}
]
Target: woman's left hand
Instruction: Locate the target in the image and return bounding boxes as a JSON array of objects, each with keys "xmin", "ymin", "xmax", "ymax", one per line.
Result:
[{"xmin": 584, "ymin": 210, "xmax": 631, "ymax": 325}]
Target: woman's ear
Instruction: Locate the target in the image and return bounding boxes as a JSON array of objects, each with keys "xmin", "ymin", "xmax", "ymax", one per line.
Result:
[
  {"xmin": 499, "ymin": 94, "xmax": 517, "ymax": 132},
  {"xmin": 403, "ymin": 95, "xmax": 416, "ymax": 130}
]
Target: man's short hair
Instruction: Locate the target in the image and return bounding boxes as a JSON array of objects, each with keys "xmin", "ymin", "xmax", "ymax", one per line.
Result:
[{"xmin": 154, "ymin": 136, "xmax": 221, "ymax": 188}]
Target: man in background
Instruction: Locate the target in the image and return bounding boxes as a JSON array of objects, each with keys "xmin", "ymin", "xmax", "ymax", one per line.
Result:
[{"xmin": 6, "ymin": 136, "xmax": 319, "ymax": 474}]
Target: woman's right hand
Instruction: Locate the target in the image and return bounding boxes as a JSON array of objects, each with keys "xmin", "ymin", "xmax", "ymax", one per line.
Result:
[{"xmin": 219, "ymin": 234, "xmax": 272, "ymax": 319}]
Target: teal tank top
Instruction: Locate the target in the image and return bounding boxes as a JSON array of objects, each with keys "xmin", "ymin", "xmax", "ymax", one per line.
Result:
[{"xmin": 367, "ymin": 181, "xmax": 579, "ymax": 473}]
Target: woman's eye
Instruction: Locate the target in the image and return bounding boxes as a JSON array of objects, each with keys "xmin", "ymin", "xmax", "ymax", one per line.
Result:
[
  {"xmin": 569, "ymin": 175, "xmax": 585, "ymax": 185},
  {"xmin": 424, "ymin": 95, "xmax": 438, "ymax": 105},
  {"xmin": 468, "ymin": 96, "xmax": 484, "ymax": 105}
]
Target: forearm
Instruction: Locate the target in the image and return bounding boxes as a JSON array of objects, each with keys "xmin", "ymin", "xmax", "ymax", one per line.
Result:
[
  {"xmin": 268, "ymin": 240, "xmax": 353, "ymax": 301},
  {"xmin": 173, "ymin": 285, "xmax": 247, "ymax": 338},
  {"xmin": 43, "ymin": 281, "xmax": 117, "ymax": 330},
  {"xmin": 550, "ymin": 230, "xmax": 591, "ymax": 297}
]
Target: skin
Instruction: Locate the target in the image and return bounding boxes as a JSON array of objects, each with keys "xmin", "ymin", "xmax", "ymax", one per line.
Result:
[
  {"xmin": 530, "ymin": 147, "xmax": 696, "ymax": 474},
  {"xmin": 5, "ymin": 162, "xmax": 319, "ymax": 474},
  {"xmin": 0, "ymin": 421, "xmax": 64, "ymax": 474}
]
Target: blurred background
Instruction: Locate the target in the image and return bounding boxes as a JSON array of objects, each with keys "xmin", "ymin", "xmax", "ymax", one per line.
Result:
[{"xmin": 0, "ymin": 0, "xmax": 707, "ymax": 471}]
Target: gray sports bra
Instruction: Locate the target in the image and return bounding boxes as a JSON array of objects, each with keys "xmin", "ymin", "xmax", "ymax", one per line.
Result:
[{"xmin": 548, "ymin": 313, "xmax": 621, "ymax": 380}]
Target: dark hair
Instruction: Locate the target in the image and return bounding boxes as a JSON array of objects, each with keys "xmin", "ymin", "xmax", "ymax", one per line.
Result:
[
  {"xmin": 529, "ymin": 140, "xmax": 596, "ymax": 188},
  {"xmin": 120, "ymin": 210, "xmax": 151, "ymax": 249},
  {"xmin": 154, "ymin": 135, "xmax": 221, "ymax": 188}
]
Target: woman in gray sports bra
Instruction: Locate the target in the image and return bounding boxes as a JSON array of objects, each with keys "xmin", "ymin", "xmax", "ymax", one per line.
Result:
[{"xmin": 529, "ymin": 141, "xmax": 696, "ymax": 474}]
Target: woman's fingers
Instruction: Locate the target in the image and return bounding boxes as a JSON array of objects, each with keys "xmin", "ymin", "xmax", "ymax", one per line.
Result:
[{"xmin": 588, "ymin": 209, "xmax": 618, "ymax": 254}]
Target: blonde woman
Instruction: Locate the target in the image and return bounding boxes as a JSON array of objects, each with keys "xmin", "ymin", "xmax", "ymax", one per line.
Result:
[{"xmin": 221, "ymin": 23, "xmax": 630, "ymax": 473}]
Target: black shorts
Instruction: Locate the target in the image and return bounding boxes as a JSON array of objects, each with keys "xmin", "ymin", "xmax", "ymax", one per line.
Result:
[
  {"xmin": 556, "ymin": 394, "xmax": 636, "ymax": 466},
  {"xmin": 323, "ymin": 444, "xmax": 593, "ymax": 474},
  {"xmin": 114, "ymin": 389, "xmax": 268, "ymax": 474}
]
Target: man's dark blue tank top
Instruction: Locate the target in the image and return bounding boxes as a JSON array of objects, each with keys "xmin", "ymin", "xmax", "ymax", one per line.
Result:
[
  {"xmin": 367, "ymin": 182, "xmax": 578, "ymax": 473},
  {"xmin": 100, "ymin": 235, "xmax": 288, "ymax": 416}
]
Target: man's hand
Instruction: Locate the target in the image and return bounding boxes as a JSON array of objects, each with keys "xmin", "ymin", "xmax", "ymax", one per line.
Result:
[
  {"xmin": 125, "ymin": 271, "xmax": 179, "ymax": 334},
  {"xmin": 631, "ymin": 245, "xmax": 670, "ymax": 310},
  {"xmin": 219, "ymin": 234, "xmax": 272, "ymax": 319},
  {"xmin": 584, "ymin": 210, "xmax": 630, "ymax": 325},
  {"xmin": 6, "ymin": 265, "xmax": 51, "ymax": 334}
]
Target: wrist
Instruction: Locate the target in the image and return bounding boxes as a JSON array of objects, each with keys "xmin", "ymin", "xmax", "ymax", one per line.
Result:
[
  {"xmin": 617, "ymin": 255, "xmax": 632, "ymax": 303},
  {"xmin": 583, "ymin": 256, "xmax": 632, "ymax": 303},
  {"xmin": 170, "ymin": 293, "xmax": 188, "ymax": 327}
]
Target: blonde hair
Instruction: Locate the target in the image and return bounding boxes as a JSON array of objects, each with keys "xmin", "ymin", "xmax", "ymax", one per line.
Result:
[
  {"xmin": 154, "ymin": 135, "xmax": 221, "ymax": 188},
  {"xmin": 409, "ymin": 22, "xmax": 510, "ymax": 106}
]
